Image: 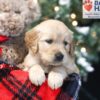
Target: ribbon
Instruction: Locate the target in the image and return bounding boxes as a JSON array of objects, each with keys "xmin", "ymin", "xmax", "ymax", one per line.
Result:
[
  {"xmin": 0, "ymin": 35, "xmax": 9, "ymax": 43},
  {"xmin": 0, "ymin": 47, "xmax": 2, "ymax": 56}
]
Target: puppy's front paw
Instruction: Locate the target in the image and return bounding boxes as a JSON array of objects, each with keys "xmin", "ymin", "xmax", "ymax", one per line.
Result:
[
  {"xmin": 29, "ymin": 65, "xmax": 46, "ymax": 86},
  {"xmin": 48, "ymin": 72, "xmax": 63, "ymax": 89}
]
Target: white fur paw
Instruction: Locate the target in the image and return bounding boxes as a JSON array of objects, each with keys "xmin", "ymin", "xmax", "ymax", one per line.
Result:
[
  {"xmin": 29, "ymin": 66, "xmax": 46, "ymax": 86},
  {"xmin": 48, "ymin": 72, "xmax": 63, "ymax": 89}
]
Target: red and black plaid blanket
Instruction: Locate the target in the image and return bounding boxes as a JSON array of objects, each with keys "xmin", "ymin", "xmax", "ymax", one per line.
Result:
[
  {"xmin": 0, "ymin": 61, "xmax": 81, "ymax": 100},
  {"xmin": 0, "ymin": 35, "xmax": 81, "ymax": 100}
]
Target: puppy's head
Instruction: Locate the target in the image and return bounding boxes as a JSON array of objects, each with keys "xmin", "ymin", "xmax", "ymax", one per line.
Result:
[{"xmin": 25, "ymin": 20, "xmax": 74, "ymax": 66}]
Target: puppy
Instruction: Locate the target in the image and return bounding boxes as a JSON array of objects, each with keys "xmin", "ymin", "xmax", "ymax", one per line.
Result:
[{"xmin": 23, "ymin": 19, "xmax": 79, "ymax": 89}]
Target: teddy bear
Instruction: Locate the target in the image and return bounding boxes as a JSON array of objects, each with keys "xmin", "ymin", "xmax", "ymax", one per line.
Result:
[{"xmin": 0, "ymin": 0, "xmax": 41, "ymax": 65}]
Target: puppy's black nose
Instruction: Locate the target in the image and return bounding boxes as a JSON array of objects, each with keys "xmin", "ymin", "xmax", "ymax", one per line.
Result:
[{"xmin": 55, "ymin": 52, "xmax": 64, "ymax": 61}]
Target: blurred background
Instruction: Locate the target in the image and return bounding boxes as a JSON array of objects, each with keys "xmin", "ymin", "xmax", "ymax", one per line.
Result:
[{"xmin": 31, "ymin": 0, "xmax": 100, "ymax": 100}]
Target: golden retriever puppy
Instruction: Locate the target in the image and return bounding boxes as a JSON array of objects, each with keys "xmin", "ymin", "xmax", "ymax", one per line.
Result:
[{"xmin": 23, "ymin": 19, "xmax": 79, "ymax": 89}]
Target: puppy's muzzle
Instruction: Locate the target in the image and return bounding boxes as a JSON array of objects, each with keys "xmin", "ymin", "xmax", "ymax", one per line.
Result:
[{"xmin": 54, "ymin": 52, "xmax": 64, "ymax": 62}]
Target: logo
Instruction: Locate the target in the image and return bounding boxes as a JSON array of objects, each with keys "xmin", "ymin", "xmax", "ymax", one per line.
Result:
[
  {"xmin": 83, "ymin": 0, "xmax": 100, "ymax": 19},
  {"xmin": 83, "ymin": 0, "xmax": 92, "ymax": 11}
]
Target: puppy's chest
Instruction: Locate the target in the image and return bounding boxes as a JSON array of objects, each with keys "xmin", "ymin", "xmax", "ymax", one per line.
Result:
[{"xmin": 41, "ymin": 65, "xmax": 52, "ymax": 73}]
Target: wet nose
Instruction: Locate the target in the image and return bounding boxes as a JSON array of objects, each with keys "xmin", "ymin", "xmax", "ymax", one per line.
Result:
[{"xmin": 55, "ymin": 52, "xmax": 64, "ymax": 61}]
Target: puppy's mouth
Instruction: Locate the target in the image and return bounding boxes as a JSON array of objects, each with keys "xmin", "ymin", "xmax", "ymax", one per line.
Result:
[
  {"xmin": 48, "ymin": 61, "xmax": 63, "ymax": 67},
  {"xmin": 39, "ymin": 54, "xmax": 64, "ymax": 67}
]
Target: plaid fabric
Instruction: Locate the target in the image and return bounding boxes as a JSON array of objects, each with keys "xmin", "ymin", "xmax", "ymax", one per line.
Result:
[{"xmin": 0, "ymin": 62, "xmax": 81, "ymax": 100}]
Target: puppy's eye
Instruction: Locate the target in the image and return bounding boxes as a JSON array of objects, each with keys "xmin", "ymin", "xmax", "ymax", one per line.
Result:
[
  {"xmin": 45, "ymin": 39, "xmax": 53, "ymax": 44},
  {"xmin": 64, "ymin": 41, "xmax": 68, "ymax": 46}
]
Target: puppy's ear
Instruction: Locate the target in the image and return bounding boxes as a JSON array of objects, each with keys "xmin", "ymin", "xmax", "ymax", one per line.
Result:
[
  {"xmin": 69, "ymin": 41, "xmax": 75, "ymax": 57},
  {"xmin": 68, "ymin": 30, "xmax": 75, "ymax": 57},
  {"xmin": 25, "ymin": 29, "xmax": 39, "ymax": 54}
]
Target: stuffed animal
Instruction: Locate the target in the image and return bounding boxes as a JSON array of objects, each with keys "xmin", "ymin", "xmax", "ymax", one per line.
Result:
[{"xmin": 0, "ymin": 0, "xmax": 41, "ymax": 65}]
